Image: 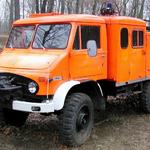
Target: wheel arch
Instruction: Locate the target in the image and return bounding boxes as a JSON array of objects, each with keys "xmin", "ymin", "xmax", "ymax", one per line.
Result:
[
  {"xmin": 53, "ymin": 80, "xmax": 80, "ymax": 110},
  {"xmin": 53, "ymin": 80, "xmax": 105, "ymax": 111}
]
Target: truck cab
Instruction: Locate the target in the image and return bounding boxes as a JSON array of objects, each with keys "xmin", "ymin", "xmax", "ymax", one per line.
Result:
[{"xmin": 0, "ymin": 14, "xmax": 107, "ymax": 110}]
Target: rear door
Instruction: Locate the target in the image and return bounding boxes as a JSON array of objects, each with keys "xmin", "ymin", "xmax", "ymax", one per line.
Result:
[{"xmin": 129, "ymin": 29, "xmax": 146, "ymax": 82}]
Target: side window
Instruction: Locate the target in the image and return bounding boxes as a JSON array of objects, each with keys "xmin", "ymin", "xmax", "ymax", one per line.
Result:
[
  {"xmin": 81, "ymin": 26, "xmax": 100, "ymax": 49},
  {"xmin": 139, "ymin": 31, "xmax": 144, "ymax": 46},
  {"xmin": 132, "ymin": 30, "xmax": 144, "ymax": 47},
  {"xmin": 132, "ymin": 31, "xmax": 138, "ymax": 47},
  {"xmin": 121, "ymin": 28, "xmax": 128, "ymax": 48},
  {"xmin": 73, "ymin": 27, "xmax": 80, "ymax": 50}
]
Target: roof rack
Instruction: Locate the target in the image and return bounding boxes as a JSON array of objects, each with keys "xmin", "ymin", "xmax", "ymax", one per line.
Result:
[{"xmin": 30, "ymin": 12, "xmax": 62, "ymax": 18}]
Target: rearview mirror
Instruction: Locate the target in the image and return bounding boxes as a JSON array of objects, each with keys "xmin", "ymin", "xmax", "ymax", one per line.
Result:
[{"xmin": 87, "ymin": 40, "xmax": 97, "ymax": 57}]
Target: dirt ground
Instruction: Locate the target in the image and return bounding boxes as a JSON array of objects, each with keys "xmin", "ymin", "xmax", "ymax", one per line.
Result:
[{"xmin": 0, "ymin": 100, "xmax": 149, "ymax": 150}]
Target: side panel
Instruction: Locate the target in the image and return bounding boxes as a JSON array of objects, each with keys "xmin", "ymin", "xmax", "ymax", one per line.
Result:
[
  {"xmin": 107, "ymin": 24, "xmax": 118, "ymax": 80},
  {"xmin": 107, "ymin": 23, "xmax": 146, "ymax": 85},
  {"xmin": 107, "ymin": 24, "xmax": 130, "ymax": 82}
]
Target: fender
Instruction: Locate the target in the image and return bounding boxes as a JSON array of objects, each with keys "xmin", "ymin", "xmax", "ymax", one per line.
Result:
[{"xmin": 53, "ymin": 80, "xmax": 80, "ymax": 110}]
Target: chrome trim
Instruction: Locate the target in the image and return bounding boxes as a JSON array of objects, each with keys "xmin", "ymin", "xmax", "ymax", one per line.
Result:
[{"xmin": 97, "ymin": 83, "xmax": 104, "ymax": 96}]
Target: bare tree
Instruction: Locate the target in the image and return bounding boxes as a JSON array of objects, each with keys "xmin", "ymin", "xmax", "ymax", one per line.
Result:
[
  {"xmin": 61, "ymin": 0, "xmax": 65, "ymax": 13},
  {"xmin": 6, "ymin": 0, "xmax": 14, "ymax": 29},
  {"xmin": 36, "ymin": 0, "xmax": 40, "ymax": 13},
  {"xmin": 14, "ymin": 0, "xmax": 20, "ymax": 20},
  {"xmin": 47, "ymin": 0, "xmax": 55, "ymax": 12},
  {"xmin": 138, "ymin": 0, "xmax": 146, "ymax": 18}
]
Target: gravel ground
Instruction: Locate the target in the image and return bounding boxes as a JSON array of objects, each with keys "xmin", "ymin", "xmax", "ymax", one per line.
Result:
[{"xmin": 0, "ymin": 99, "xmax": 150, "ymax": 150}]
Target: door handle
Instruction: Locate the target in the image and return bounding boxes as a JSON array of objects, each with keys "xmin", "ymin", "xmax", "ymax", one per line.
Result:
[{"xmin": 101, "ymin": 54, "xmax": 106, "ymax": 57}]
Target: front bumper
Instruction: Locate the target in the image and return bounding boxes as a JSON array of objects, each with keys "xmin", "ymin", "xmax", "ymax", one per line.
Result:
[{"xmin": 12, "ymin": 100, "xmax": 54, "ymax": 113}]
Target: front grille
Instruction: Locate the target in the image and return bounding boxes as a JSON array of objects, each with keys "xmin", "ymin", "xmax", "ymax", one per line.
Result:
[{"xmin": 0, "ymin": 73, "xmax": 38, "ymax": 96}]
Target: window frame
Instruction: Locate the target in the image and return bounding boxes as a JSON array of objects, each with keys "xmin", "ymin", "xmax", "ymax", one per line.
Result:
[
  {"xmin": 132, "ymin": 29, "xmax": 144, "ymax": 49},
  {"xmin": 6, "ymin": 25, "xmax": 36, "ymax": 49},
  {"xmin": 73, "ymin": 26, "xmax": 81, "ymax": 50},
  {"xmin": 139, "ymin": 30, "xmax": 144, "ymax": 46},
  {"xmin": 120, "ymin": 28, "xmax": 129, "ymax": 49},
  {"xmin": 73, "ymin": 24, "xmax": 101, "ymax": 51},
  {"xmin": 32, "ymin": 23, "xmax": 72, "ymax": 50}
]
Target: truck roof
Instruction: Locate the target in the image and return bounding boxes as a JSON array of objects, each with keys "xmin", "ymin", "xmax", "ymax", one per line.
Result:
[
  {"xmin": 14, "ymin": 14, "xmax": 146, "ymax": 27},
  {"xmin": 102, "ymin": 16, "xmax": 146, "ymax": 26},
  {"xmin": 14, "ymin": 14, "xmax": 105, "ymax": 25}
]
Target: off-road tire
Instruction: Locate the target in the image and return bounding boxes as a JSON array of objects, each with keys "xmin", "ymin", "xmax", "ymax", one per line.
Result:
[
  {"xmin": 59, "ymin": 93, "xmax": 94, "ymax": 147},
  {"xmin": 141, "ymin": 82, "xmax": 150, "ymax": 113},
  {"xmin": 3, "ymin": 108, "xmax": 29, "ymax": 127}
]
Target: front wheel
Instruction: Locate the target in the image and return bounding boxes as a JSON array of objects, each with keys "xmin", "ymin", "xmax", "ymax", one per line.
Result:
[{"xmin": 59, "ymin": 93, "xmax": 94, "ymax": 146}]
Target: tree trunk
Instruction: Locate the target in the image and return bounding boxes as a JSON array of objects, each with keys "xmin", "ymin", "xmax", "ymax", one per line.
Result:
[
  {"xmin": 131, "ymin": 0, "xmax": 139, "ymax": 17},
  {"xmin": 67, "ymin": 2, "xmax": 72, "ymax": 14},
  {"xmin": 61, "ymin": 0, "xmax": 65, "ymax": 14},
  {"xmin": 47, "ymin": 0, "xmax": 55, "ymax": 12},
  {"xmin": 36, "ymin": 0, "xmax": 40, "ymax": 13},
  {"xmin": 41, "ymin": 0, "xmax": 48, "ymax": 13},
  {"xmin": 138, "ymin": 0, "xmax": 146, "ymax": 18},
  {"xmin": 6, "ymin": 0, "xmax": 14, "ymax": 29},
  {"xmin": 92, "ymin": 0, "xmax": 97, "ymax": 15},
  {"xmin": 76, "ymin": 0, "xmax": 80, "ymax": 14},
  {"xmin": 80, "ymin": 0, "xmax": 84, "ymax": 14},
  {"xmin": 123, "ymin": 0, "xmax": 127, "ymax": 16},
  {"xmin": 14, "ymin": 0, "xmax": 20, "ymax": 20}
]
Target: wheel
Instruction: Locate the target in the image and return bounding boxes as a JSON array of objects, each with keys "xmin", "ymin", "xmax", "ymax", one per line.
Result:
[
  {"xmin": 2, "ymin": 108, "xmax": 29, "ymax": 127},
  {"xmin": 59, "ymin": 93, "xmax": 94, "ymax": 147},
  {"xmin": 141, "ymin": 82, "xmax": 150, "ymax": 113}
]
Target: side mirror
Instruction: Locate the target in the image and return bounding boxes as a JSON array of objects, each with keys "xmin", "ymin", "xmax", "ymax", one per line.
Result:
[{"xmin": 87, "ymin": 40, "xmax": 97, "ymax": 57}]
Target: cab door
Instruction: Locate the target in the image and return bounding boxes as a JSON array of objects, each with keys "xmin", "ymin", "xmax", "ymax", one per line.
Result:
[
  {"xmin": 69, "ymin": 24, "xmax": 107, "ymax": 80},
  {"xmin": 129, "ymin": 29, "xmax": 146, "ymax": 81}
]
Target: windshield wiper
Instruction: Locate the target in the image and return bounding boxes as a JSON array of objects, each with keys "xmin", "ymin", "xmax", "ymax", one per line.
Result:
[
  {"xmin": 41, "ymin": 43, "xmax": 46, "ymax": 50},
  {"xmin": 9, "ymin": 44, "xmax": 14, "ymax": 49}
]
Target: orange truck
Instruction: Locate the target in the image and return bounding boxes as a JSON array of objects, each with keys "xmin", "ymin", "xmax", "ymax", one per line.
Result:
[{"xmin": 0, "ymin": 12, "xmax": 150, "ymax": 146}]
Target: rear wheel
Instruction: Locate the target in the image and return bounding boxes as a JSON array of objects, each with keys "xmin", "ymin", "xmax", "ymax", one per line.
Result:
[
  {"xmin": 2, "ymin": 108, "xmax": 29, "ymax": 127},
  {"xmin": 59, "ymin": 93, "xmax": 94, "ymax": 146},
  {"xmin": 141, "ymin": 82, "xmax": 150, "ymax": 113}
]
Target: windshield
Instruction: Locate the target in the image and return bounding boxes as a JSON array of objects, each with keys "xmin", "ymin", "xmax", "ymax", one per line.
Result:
[
  {"xmin": 32, "ymin": 24, "xmax": 71, "ymax": 49},
  {"xmin": 6, "ymin": 26, "xmax": 35, "ymax": 48}
]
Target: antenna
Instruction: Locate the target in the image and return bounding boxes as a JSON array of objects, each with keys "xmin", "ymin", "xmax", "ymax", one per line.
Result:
[{"xmin": 100, "ymin": 1, "xmax": 115, "ymax": 16}]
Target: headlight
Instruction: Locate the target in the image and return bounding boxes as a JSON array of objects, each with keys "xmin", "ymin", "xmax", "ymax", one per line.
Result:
[{"xmin": 28, "ymin": 82, "xmax": 38, "ymax": 94}]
